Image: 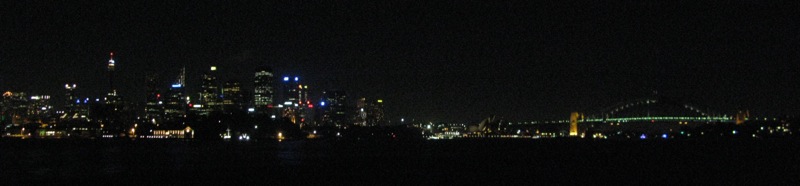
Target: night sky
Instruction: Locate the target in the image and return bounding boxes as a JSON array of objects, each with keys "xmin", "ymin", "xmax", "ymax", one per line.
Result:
[{"xmin": 1, "ymin": 1, "xmax": 798, "ymax": 123}]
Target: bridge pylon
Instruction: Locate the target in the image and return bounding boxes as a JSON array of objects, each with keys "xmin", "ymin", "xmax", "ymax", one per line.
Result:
[
  {"xmin": 735, "ymin": 110, "xmax": 749, "ymax": 125},
  {"xmin": 569, "ymin": 112, "xmax": 583, "ymax": 137}
]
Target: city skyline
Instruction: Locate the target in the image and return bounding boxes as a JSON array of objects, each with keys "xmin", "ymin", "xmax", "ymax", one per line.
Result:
[{"xmin": 2, "ymin": 1, "xmax": 799, "ymax": 123}]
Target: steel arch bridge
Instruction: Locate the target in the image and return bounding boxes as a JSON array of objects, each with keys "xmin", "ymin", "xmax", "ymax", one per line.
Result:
[
  {"xmin": 587, "ymin": 98, "xmax": 732, "ymax": 123},
  {"xmin": 517, "ymin": 97, "xmax": 734, "ymax": 125}
]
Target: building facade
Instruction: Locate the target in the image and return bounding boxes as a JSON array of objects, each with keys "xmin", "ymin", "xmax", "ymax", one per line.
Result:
[{"xmin": 253, "ymin": 66, "xmax": 275, "ymax": 115}]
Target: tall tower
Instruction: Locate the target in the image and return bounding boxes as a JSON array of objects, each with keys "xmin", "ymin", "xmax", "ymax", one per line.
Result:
[
  {"xmin": 164, "ymin": 67, "xmax": 187, "ymax": 122},
  {"xmin": 64, "ymin": 84, "xmax": 77, "ymax": 114},
  {"xmin": 199, "ymin": 66, "xmax": 221, "ymax": 115},
  {"xmin": 253, "ymin": 66, "xmax": 275, "ymax": 114},
  {"xmin": 107, "ymin": 52, "xmax": 116, "ymax": 94}
]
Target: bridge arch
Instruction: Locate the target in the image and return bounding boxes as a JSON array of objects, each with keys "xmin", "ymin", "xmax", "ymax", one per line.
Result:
[
  {"xmin": 599, "ymin": 98, "xmax": 712, "ymax": 118},
  {"xmin": 579, "ymin": 97, "xmax": 731, "ymax": 123}
]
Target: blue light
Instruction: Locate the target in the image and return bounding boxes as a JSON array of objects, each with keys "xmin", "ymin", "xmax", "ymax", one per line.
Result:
[
  {"xmin": 294, "ymin": 77, "xmax": 299, "ymax": 82},
  {"xmin": 171, "ymin": 84, "xmax": 182, "ymax": 88},
  {"xmin": 76, "ymin": 99, "xmax": 80, "ymax": 104},
  {"xmin": 283, "ymin": 77, "xmax": 289, "ymax": 81},
  {"xmin": 662, "ymin": 134, "xmax": 668, "ymax": 139},
  {"xmin": 640, "ymin": 134, "xmax": 646, "ymax": 139},
  {"xmin": 320, "ymin": 101, "xmax": 326, "ymax": 106}
]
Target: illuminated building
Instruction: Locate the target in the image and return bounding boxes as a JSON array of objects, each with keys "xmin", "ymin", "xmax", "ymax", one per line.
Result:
[
  {"xmin": 145, "ymin": 74, "xmax": 163, "ymax": 124},
  {"xmin": 281, "ymin": 76, "xmax": 301, "ymax": 107},
  {"xmin": 222, "ymin": 80, "xmax": 245, "ymax": 112},
  {"xmin": 164, "ymin": 67, "xmax": 187, "ymax": 122},
  {"xmin": 320, "ymin": 90, "xmax": 347, "ymax": 127},
  {"xmin": 2, "ymin": 91, "xmax": 29, "ymax": 125},
  {"xmin": 279, "ymin": 76, "xmax": 306, "ymax": 124},
  {"xmin": 253, "ymin": 66, "xmax": 275, "ymax": 115},
  {"xmin": 368, "ymin": 99, "xmax": 386, "ymax": 126},
  {"xmin": 298, "ymin": 84, "xmax": 312, "ymax": 125},
  {"xmin": 353, "ymin": 98, "xmax": 386, "ymax": 126},
  {"xmin": 27, "ymin": 95, "xmax": 52, "ymax": 121},
  {"xmin": 62, "ymin": 84, "xmax": 84, "ymax": 119},
  {"xmin": 148, "ymin": 126, "xmax": 194, "ymax": 139},
  {"xmin": 354, "ymin": 98, "xmax": 367, "ymax": 126},
  {"xmin": 64, "ymin": 84, "xmax": 77, "ymax": 112},
  {"xmin": 198, "ymin": 66, "xmax": 221, "ymax": 115}
]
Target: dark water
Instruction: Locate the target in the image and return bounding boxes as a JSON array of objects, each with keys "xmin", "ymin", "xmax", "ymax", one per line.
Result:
[{"xmin": 2, "ymin": 138, "xmax": 799, "ymax": 184}]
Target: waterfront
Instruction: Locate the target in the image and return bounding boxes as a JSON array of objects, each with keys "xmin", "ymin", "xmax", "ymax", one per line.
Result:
[{"xmin": 2, "ymin": 138, "xmax": 799, "ymax": 184}]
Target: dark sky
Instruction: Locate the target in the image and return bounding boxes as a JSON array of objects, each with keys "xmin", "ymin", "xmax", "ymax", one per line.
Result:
[{"xmin": 1, "ymin": 1, "xmax": 798, "ymax": 123}]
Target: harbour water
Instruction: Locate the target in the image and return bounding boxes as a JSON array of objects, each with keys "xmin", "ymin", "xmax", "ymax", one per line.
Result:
[{"xmin": 2, "ymin": 138, "xmax": 799, "ymax": 184}]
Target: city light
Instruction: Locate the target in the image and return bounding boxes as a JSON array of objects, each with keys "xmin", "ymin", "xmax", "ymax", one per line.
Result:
[
  {"xmin": 320, "ymin": 101, "xmax": 326, "ymax": 106},
  {"xmin": 171, "ymin": 84, "xmax": 182, "ymax": 88},
  {"xmin": 283, "ymin": 77, "xmax": 289, "ymax": 81}
]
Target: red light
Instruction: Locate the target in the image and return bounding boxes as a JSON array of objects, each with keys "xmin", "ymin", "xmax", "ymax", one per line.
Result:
[
  {"xmin": 651, "ymin": 120, "xmax": 655, "ymax": 123},
  {"xmin": 189, "ymin": 104, "xmax": 193, "ymax": 107},
  {"xmin": 156, "ymin": 94, "xmax": 160, "ymax": 98},
  {"xmin": 267, "ymin": 104, "xmax": 273, "ymax": 108},
  {"xmin": 308, "ymin": 104, "xmax": 314, "ymax": 108}
]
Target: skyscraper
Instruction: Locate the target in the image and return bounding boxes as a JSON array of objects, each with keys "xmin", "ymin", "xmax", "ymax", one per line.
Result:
[
  {"xmin": 222, "ymin": 80, "xmax": 244, "ymax": 113},
  {"xmin": 198, "ymin": 66, "xmax": 221, "ymax": 115},
  {"xmin": 164, "ymin": 67, "xmax": 187, "ymax": 122},
  {"xmin": 320, "ymin": 90, "xmax": 347, "ymax": 127},
  {"xmin": 353, "ymin": 98, "xmax": 386, "ymax": 127},
  {"xmin": 27, "ymin": 95, "xmax": 52, "ymax": 121},
  {"xmin": 253, "ymin": 66, "xmax": 274, "ymax": 114},
  {"xmin": 1, "ymin": 91, "xmax": 28, "ymax": 125},
  {"xmin": 61, "ymin": 84, "xmax": 87, "ymax": 120},
  {"xmin": 281, "ymin": 76, "xmax": 300, "ymax": 107},
  {"xmin": 279, "ymin": 76, "xmax": 313, "ymax": 125},
  {"xmin": 367, "ymin": 99, "xmax": 386, "ymax": 126},
  {"xmin": 64, "ymin": 84, "xmax": 77, "ymax": 114},
  {"xmin": 354, "ymin": 98, "xmax": 367, "ymax": 126},
  {"xmin": 145, "ymin": 74, "xmax": 163, "ymax": 124}
]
